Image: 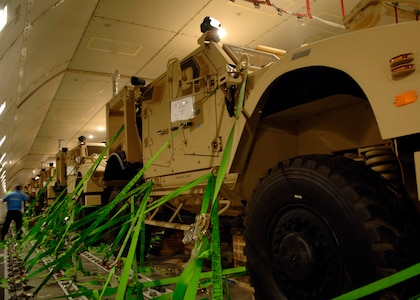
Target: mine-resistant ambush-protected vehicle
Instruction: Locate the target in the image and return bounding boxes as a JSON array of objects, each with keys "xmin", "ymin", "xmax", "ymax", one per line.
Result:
[
  {"xmin": 101, "ymin": 2, "xmax": 420, "ymax": 299},
  {"xmin": 55, "ymin": 138, "xmax": 106, "ymax": 211}
]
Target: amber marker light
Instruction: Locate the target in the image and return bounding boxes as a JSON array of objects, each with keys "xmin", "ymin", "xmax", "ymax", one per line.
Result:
[
  {"xmin": 391, "ymin": 64, "xmax": 415, "ymax": 77},
  {"xmin": 389, "ymin": 53, "xmax": 414, "ymax": 67},
  {"xmin": 394, "ymin": 90, "xmax": 418, "ymax": 107}
]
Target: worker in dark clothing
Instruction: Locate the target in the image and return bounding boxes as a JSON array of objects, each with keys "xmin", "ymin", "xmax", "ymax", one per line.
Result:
[{"xmin": 1, "ymin": 185, "xmax": 29, "ymax": 240}]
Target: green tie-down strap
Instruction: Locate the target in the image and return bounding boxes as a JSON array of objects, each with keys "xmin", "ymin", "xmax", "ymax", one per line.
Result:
[
  {"xmin": 171, "ymin": 74, "xmax": 248, "ymax": 300},
  {"xmin": 24, "ymin": 168, "xmax": 57, "ymax": 219},
  {"xmin": 171, "ymin": 175, "xmax": 215, "ymax": 300},
  {"xmin": 114, "ymin": 183, "xmax": 153, "ymax": 299},
  {"xmin": 332, "ymin": 263, "xmax": 420, "ymax": 300},
  {"xmin": 23, "ymin": 124, "xmax": 125, "ymax": 292},
  {"xmin": 23, "ymin": 137, "xmax": 118, "ymax": 273},
  {"xmin": 21, "ymin": 75, "xmax": 248, "ymax": 299}
]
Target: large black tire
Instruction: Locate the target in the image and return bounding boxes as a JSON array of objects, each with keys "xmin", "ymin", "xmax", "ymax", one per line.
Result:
[
  {"xmin": 101, "ymin": 187, "xmax": 129, "ymax": 243},
  {"xmin": 103, "ymin": 187, "xmax": 151, "ymax": 258},
  {"xmin": 245, "ymin": 155, "xmax": 419, "ymax": 300}
]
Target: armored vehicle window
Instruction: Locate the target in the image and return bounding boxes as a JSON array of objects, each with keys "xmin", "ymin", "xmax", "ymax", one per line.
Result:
[
  {"xmin": 87, "ymin": 146, "xmax": 106, "ymax": 156},
  {"xmin": 181, "ymin": 57, "xmax": 200, "ymax": 79}
]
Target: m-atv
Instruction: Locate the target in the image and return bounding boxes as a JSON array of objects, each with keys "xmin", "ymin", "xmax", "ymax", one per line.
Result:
[
  {"xmin": 102, "ymin": 3, "xmax": 420, "ymax": 299},
  {"xmin": 55, "ymin": 138, "xmax": 107, "ymax": 219}
]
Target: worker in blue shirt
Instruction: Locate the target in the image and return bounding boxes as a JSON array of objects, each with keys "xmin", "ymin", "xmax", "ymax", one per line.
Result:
[{"xmin": 1, "ymin": 185, "xmax": 29, "ymax": 240}]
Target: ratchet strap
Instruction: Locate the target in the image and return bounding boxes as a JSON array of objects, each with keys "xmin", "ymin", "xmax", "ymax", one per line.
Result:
[
  {"xmin": 333, "ymin": 263, "xmax": 420, "ymax": 299},
  {"xmin": 23, "ymin": 73, "xmax": 248, "ymax": 299},
  {"xmin": 171, "ymin": 73, "xmax": 248, "ymax": 300}
]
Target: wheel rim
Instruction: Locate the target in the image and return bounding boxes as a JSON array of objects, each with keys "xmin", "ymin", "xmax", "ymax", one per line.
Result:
[{"xmin": 270, "ymin": 206, "xmax": 343, "ymax": 299}]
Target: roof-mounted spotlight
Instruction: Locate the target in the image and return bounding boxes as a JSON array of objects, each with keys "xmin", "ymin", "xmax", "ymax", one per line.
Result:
[
  {"xmin": 78, "ymin": 135, "xmax": 87, "ymax": 145},
  {"xmin": 131, "ymin": 76, "xmax": 146, "ymax": 86},
  {"xmin": 200, "ymin": 16, "xmax": 221, "ymax": 33},
  {"xmin": 199, "ymin": 16, "xmax": 225, "ymax": 44}
]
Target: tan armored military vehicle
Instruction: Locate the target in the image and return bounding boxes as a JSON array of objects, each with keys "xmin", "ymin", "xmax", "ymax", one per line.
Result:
[
  {"xmin": 102, "ymin": 2, "xmax": 420, "ymax": 299},
  {"xmin": 55, "ymin": 137, "xmax": 106, "ymax": 214}
]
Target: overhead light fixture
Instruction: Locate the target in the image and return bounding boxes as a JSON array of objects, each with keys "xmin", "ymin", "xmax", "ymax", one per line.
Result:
[
  {"xmin": 0, "ymin": 101, "xmax": 5, "ymax": 116},
  {"xmin": 0, "ymin": 136, "xmax": 5, "ymax": 147},
  {"xmin": 0, "ymin": 153, "xmax": 5, "ymax": 164},
  {"xmin": 0, "ymin": 5, "xmax": 7, "ymax": 32}
]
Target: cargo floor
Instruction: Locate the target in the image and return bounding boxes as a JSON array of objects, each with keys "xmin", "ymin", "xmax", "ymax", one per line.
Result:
[{"xmin": 0, "ymin": 240, "xmax": 254, "ymax": 299}]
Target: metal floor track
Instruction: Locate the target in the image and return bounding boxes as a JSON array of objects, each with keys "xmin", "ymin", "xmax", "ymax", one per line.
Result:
[{"xmin": 0, "ymin": 241, "xmax": 254, "ymax": 300}]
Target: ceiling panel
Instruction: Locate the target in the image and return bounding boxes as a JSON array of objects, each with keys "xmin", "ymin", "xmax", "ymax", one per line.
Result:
[
  {"xmin": 0, "ymin": 38, "xmax": 21, "ymax": 109},
  {"xmin": 25, "ymin": 154, "xmax": 52, "ymax": 171},
  {"xmin": 36, "ymin": 96, "xmax": 107, "ymax": 152},
  {"xmin": 95, "ymin": 0, "xmax": 209, "ymax": 33},
  {"xmin": 0, "ymin": 0, "xmax": 27, "ymax": 57},
  {"xmin": 70, "ymin": 17, "xmax": 176, "ymax": 77},
  {"xmin": 57, "ymin": 72, "xmax": 114, "ymax": 101},
  {"xmin": 9, "ymin": 73, "xmax": 65, "ymax": 169},
  {"xmin": 135, "ymin": 34, "xmax": 199, "ymax": 79},
  {"xmin": 46, "ymin": 99, "xmax": 103, "ymax": 120},
  {"xmin": 26, "ymin": 0, "xmax": 72, "ymax": 24},
  {"xmin": 19, "ymin": 0, "xmax": 98, "ymax": 102},
  {"xmin": 31, "ymin": 136, "xmax": 63, "ymax": 155}
]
